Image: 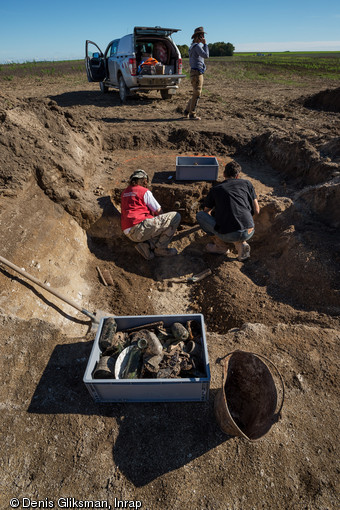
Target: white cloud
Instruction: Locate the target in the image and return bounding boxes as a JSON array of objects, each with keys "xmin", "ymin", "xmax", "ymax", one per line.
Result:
[{"xmin": 236, "ymin": 41, "xmax": 340, "ymax": 52}]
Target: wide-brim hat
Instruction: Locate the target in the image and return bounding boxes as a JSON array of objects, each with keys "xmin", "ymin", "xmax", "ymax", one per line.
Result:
[{"xmin": 191, "ymin": 26, "xmax": 206, "ymax": 39}]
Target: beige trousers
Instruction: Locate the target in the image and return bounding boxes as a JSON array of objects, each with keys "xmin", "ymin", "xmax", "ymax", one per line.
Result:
[
  {"xmin": 125, "ymin": 212, "xmax": 181, "ymax": 249},
  {"xmin": 186, "ymin": 70, "xmax": 204, "ymax": 115}
]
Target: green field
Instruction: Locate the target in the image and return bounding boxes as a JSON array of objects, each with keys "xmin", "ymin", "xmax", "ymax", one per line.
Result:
[
  {"xmin": 1, "ymin": 52, "xmax": 339, "ymax": 84},
  {"xmin": 201, "ymin": 52, "xmax": 340, "ymax": 83},
  {"xmin": 0, "ymin": 60, "xmax": 84, "ymax": 81},
  {"xmin": 233, "ymin": 52, "xmax": 339, "ymax": 76},
  {"xmin": 199, "ymin": 52, "xmax": 339, "ymax": 85}
]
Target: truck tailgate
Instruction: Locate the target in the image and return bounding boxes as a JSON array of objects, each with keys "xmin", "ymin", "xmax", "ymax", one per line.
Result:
[{"xmin": 137, "ymin": 74, "xmax": 183, "ymax": 83}]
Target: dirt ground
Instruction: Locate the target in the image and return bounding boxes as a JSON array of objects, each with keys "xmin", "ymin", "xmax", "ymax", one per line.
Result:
[{"xmin": 0, "ymin": 64, "xmax": 339, "ymax": 510}]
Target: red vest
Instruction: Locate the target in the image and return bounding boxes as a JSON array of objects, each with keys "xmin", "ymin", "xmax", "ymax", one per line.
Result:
[{"xmin": 121, "ymin": 185, "xmax": 154, "ymax": 230}]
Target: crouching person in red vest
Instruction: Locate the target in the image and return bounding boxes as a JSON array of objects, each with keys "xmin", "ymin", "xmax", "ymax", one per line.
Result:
[{"xmin": 121, "ymin": 169, "xmax": 181, "ymax": 260}]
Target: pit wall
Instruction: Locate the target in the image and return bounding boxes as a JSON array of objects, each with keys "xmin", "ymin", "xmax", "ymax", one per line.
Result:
[
  {"xmin": 109, "ymin": 182, "xmax": 212, "ymax": 229},
  {"xmin": 254, "ymin": 132, "xmax": 339, "ymax": 186},
  {"xmin": 294, "ymin": 177, "xmax": 340, "ymax": 229},
  {"xmin": 252, "ymin": 132, "xmax": 340, "ymax": 228},
  {"xmin": 0, "ymin": 183, "xmax": 92, "ymax": 335},
  {"xmin": 252, "ymin": 194, "xmax": 339, "ymax": 313}
]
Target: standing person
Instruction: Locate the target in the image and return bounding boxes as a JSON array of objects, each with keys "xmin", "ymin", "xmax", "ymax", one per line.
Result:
[
  {"xmin": 184, "ymin": 27, "xmax": 209, "ymax": 121},
  {"xmin": 196, "ymin": 161, "xmax": 260, "ymax": 261},
  {"xmin": 121, "ymin": 169, "xmax": 181, "ymax": 260}
]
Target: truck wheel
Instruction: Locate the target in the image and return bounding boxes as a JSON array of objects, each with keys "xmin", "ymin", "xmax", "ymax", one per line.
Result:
[
  {"xmin": 100, "ymin": 82, "xmax": 109, "ymax": 93},
  {"xmin": 160, "ymin": 89, "xmax": 171, "ymax": 100},
  {"xmin": 119, "ymin": 76, "xmax": 128, "ymax": 103}
]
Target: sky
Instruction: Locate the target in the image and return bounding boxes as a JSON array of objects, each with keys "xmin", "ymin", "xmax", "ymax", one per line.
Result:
[{"xmin": 1, "ymin": 0, "xmax": 340, "ymax": 63}]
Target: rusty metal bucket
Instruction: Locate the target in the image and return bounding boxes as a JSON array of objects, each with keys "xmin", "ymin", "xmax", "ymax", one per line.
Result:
[{"xmin": 214, "ymin": 350, "xmax": 285, "ymax": 441}]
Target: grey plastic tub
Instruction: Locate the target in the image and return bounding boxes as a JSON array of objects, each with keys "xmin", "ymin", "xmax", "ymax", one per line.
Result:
[
  {"xmin": 83, "ymin": 314, "xmax": 210, "ymax": 403},
  {"xmin": 176, "ymin": 156, "xmax": 219, "ymax": 181}
]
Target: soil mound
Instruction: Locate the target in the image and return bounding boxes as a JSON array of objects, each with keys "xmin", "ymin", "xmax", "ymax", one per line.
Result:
[{"xmin": 304, "ymin": 86, "xmax": 340, "ymax": 113}]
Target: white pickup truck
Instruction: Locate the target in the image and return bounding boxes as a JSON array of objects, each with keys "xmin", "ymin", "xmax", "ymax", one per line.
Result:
[{"xmin": 85, "ymin": 26, "xmax": 184, "ymax": 102}]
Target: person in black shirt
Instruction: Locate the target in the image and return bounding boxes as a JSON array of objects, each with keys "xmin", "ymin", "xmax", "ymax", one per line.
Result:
[{"xmin": 196, "ymin": 160, "xmax": 260, "ymax": 261}]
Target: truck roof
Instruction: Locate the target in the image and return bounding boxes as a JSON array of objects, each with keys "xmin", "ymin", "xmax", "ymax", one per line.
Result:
[{"xmin": 134, "ymin": 27, "xmax": 180, "ymax": 37}]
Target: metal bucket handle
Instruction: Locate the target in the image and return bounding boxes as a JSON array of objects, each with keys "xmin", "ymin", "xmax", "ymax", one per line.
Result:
[{"xmin": 220, "ymin": 350, "xmax": 285, "ymax": 420}]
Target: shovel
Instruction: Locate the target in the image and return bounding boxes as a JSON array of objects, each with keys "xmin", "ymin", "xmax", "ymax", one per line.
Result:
[{"xmin": 0, "ymin": 254, "xmax": 109, "ymax": 325}]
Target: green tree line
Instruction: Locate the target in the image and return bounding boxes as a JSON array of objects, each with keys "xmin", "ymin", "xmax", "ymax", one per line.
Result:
[{"xmin": 177, "ymin": 42, "xmax": 235, "ymax": 58}]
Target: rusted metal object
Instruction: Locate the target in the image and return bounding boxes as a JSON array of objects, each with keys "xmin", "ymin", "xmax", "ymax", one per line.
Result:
[
  {"xmin": 93, "ymin": 356, "xmax": 115, "ymax": 379},
  {"xmin": 95, "ymin": 320, "xmax": 204, "ymax": 381},
  {"xmin": 171, "ymin": 322, "xmax": 189, "ymax": 341},
  {"xmin": 101, "ymin": 332, "xmax": 128, "ymax": 357},
  {"xmin": 124, "ymin": 321, "xmax": 164, "ymax": 333},
  {"xmin": 185, "ymin": 340, "xmax": 202, "ymax": 358},
  {"xmin": 168, "ymin": 341, "xmax": 186, "ymax": 353},
  {"xmin": 98, "ymin": 317, "xmax": 118, "ymax": 351},
  {"xmin": 143, "ymin": 354, "xmax": 163, "ymax": 373},
  {"xmin": 156, "ymin": 325, "xmax": 171, "ymax": 342},
  {"xmin": 186, "ymin": 320, "xmax": 202, "ymax": 339},
  {"xmin": 130, "ymin": 330, "xmax": 163, "ymax": 356}
]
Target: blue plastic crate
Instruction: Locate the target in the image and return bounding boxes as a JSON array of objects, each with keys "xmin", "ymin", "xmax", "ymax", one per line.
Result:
[
  {"xmin": 83, "ymin": 314, "xmax": 210, "ymax": 403},
  {"xmin": 176, "ymin": 156, "xmax": 219, "ymax": 181}
]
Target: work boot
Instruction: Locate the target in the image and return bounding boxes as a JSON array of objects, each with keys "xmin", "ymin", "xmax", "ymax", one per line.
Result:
[
  {"xmin": 183, "ymin": 109, "xmax": 189, "ymax": 118},
  {"xmin": 189, "ymin": 114, "xmax": 201, "ymax": 121},
  {"xmin": 238, "ymin": 242, "xmax": 250, "ymax": 261},
  {"xmin": 205, "ymin": 243, "xmax": 229, "ymax": 254},
  {"xmin": 206, "ymin": 236, "xmax": 230, "ymax": 254},
  {"xmin": 135, "ymin": 242, "xmax": 154, "ymax": 260},
  {"xmin": 154, "ymin": 247, "xmax": 178, "ymax": 257},
  {"xmin": 213, "ymin": 235, "xmax": 230, "ymax": 248}
]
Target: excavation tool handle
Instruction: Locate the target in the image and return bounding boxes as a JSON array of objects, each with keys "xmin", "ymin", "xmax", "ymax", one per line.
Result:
[
  {"xmin": 0, "ymin": 255, "xmax": 97, "ymax": 322},
  {"xmin": 188, "ymin": 268, "xmax": 212, "ymax": 283}
]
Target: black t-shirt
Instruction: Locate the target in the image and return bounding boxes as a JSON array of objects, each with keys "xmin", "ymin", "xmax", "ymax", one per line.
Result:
[{"xmin": 204, "ymin": 178, "xmax": 257, "ymax": 234}]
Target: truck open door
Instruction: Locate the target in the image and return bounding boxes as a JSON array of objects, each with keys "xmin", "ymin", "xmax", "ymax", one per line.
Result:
[{"xmin": 85, "ymin": 40, "xmax": 107, "ymax": 82}]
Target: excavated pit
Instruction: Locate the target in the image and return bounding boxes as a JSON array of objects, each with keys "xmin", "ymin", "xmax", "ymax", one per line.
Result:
[
  {"xmin": 0, "ymin": 93, "xmax": 339, "ymax": 334},
  {"xmin": 89, "ymin": 136, "xmax": 340, "ymax": 333}
]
